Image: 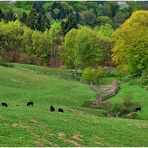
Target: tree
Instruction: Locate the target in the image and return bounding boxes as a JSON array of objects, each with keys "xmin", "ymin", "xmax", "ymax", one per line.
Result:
[
  {"xmin": 102, "ymin": 3, "xmax": 112, "ymax": 17},
  {"xmin": 75, "ymin": 11, "xmax": 80, "ymax": 23},
  {"xmin": 97, "ymin": 24, "xmax": 114, "ymax": 63},
  {"xmin": 26, "ymin": 8, "xmax": 38, "ymax": 30},
  {"xmin": 48, "ymin": 21, "xmax": 62, "ymax": 66},
  {"xmin": 97, "ymin": 16, "xmax": 112, "ymax": 26},
  {"xmin": 97, "ymin": 24, "xmax": 114, "ymax": 38},
  {"xmin": 51, "ymin": 2, "xmax": 70, "ymax": 20},
  {"xmin": 62, "ymin": 26, "xmax": 104, "ymax": 70},
  {"xmin": 0, "ymin": 8, "xmax": 4, "ymax": 21},
  {"xmin": 62, "ymin": 13, "xmax": 77, "ymax": 34},
  {"xmin": 20, "ymin": 11, "xmax": 27, "ymax": 24},
  {"xmin": 75, "ymin": 26, "xmax": 103, "ymax": 69},
  {"xmin": 113, "ymin": 11, "xmax": 126, "ymax": 28},
  {"xmin": 33, "ymin": 1, "xmax": 45, "ymax": 14},
  {"xmin": 41, "ymin": 13, "xmax": 50, "ymax": 31},
  {"xmin": 112, "ymin": 10, "xmax": 148, "ymax": 75},
  {"xmin": 62, "ymin": 28, "xmax": 80, "ymax": 72},
  {"xmin": 80, "ymin": 9, "xmax": 96, "ymax": 27},
  {"xmin": 4, "ymin": 9, "xmax": 16, "ymax": 22},
  {"xmin": 0, "ymin": 20, "xmax": 23, "ymax": 61}
]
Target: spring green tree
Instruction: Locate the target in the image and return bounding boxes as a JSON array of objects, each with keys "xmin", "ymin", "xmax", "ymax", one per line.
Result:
[
  {"xmin": 112, "ymin": 10, "xmax": 148, "ymax": 75},
  {"xmin": 62, "ymin": 28, "xmax": 80, "ymax": 72},
  {"xmin": 76, "ymin": 26, "xmax": 103, "ymax": 69}
]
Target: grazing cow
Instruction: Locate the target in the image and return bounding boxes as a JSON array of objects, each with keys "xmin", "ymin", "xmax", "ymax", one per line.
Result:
[
  {"xmin": 26, "ymin": 101, "xmax": 33, "ymax": 107},
  {"xmin": 135, "ymin": 107, "xmax": 141, "ymax": 112},
  {"xmin": 58, "ymin": 108, "xmax": 64, "ymax": 113},
  {"xmin": 1, "ymin": 102, "xmax": 8, "ymax": 107},
  {"xmin": 50, "ymin": 105, "xmax": 55, "ymax": 112}
]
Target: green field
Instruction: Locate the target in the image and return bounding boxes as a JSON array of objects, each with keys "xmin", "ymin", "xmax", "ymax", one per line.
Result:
[{"xmin": 0, "ymin": 64, "xmax": 148, "ymax": 147}]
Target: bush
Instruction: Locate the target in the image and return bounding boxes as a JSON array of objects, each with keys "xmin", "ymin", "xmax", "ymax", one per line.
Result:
[
  {"xmin": 81, "ymin": 67, "xmax": 100, "ymax": 84},
  {"xmin": 104, "ymin": 68, "xmax": 120, "ymax": 77},
  {"xmin": 117, "ymin": 65, "xmax": 131, "ymax": 76},
  {"xmin": 121, "ymin": 75, "xmax": 132, "ymax": 83},
  {"xmin": 145, "ymin": 85, "xmax": 148, "ymax": 90},
  {"xmin": 126, "ymin": 112, "xmax": 138, "ymax": 119},
  {"xmin": 82, "ymin": 101, "xmax": 91, "ymax": 108},
  {"xmin": 97, "ymin": 101, "xmax": 112, "ymax": 110},
  {"xmin": 98, "ymin": 68, "xmax": 106, "ymax": 77},
  {"xmin": 81, "ymin": 67, "xmax": 107, "ymax": 84},
  {"xmin": 137, "ymin": 71, "xmax": 148, "ymax": 87},
  {"xmin": 0, "ymin": 56, "xmax": 14, "ymax": 68},
  {"xmin": 109, "ymin": 94, "xmax": 141, "ymax": 118}
]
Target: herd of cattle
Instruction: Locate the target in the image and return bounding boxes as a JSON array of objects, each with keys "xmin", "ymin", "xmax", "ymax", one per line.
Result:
[
  {"xmin": 1, "ymin": 101, "xmax": 141, "ymax": 114},
  {"xmin": 1, "ymin": 101, "xmax": 64, "ymax": 113}
]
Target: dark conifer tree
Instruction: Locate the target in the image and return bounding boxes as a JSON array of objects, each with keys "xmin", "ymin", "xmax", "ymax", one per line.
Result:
[
  {"xmin": 33, "ymin": 1, "xmax": 45, "ymax": 14},
  {"xmin": 0, "ymin": 8, "xmax": 4, "ymax": 21},
  {"xmin": 4, "ymin": 9, "xmax": 16, "ymax": 22},
  {"xmin": 75, "ymin": 11, "xmax": 80, "ymax": 23},
  {"xmin": 20, "ymin": 11, "xmax": 27, "ymax": 24},
  {"xmin": 62, "ymin": 13, "xmax": 77, "ymax": 34},
  {"xmin": 26, "ymin": 8, "xmax": 38, "ymax": 30}
]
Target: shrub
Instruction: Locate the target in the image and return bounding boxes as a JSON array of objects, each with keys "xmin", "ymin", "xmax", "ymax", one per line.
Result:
[
  {"xmin": 82, "ymin": 101, "xmax": 91, "ymax": 108},
  {"xmin": 98, "ymin": 68, "xmax": 106, "ymax": 77},
  {"xmin": 137, "ymin": 71, "xmax": 148, "ymax": 87},
  {"xmin": 117, "ymin": 65, "xmax": 131, "ymax": 76},
  {"xmin": 104, "ymin": 68, "xmax": 120, "ymax": 77},
  {"xmin": 0, "ymin": 56, "xmax": 14, "ymax": 67},
  {"xmin": 145, "ymin": 85, "xmax": 148, "ymax": 90},
  {"xmin": 109, "ymin": 94, "xmax": 141, "ymax": 118},
  {"xmin": 81, "ymin": 67, "xmax": 100, "ymax": 84},
  {"xmin": 126, "ymin": 112, "xmax": 138, "ymax": 119},
  {"xmin": 97, "ymin": 101, "xmax": 112, "ymax": 110},
  {"xmin": 81, "ymin": 67, "xmax": 107, "ymax": 84}
]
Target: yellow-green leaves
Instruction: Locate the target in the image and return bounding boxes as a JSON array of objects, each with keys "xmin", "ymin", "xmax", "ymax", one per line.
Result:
[{"xmin": 112, "ymin": 10, "xmax": 148, "ymax": 75}]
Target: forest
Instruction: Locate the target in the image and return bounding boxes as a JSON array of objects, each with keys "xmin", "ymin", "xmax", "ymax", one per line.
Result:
[{"xmin": 0, "ymin": 1, "xmax": 147, "ymax": 74}]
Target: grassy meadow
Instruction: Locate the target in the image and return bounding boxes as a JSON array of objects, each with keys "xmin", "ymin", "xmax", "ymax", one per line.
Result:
[{"xmin": 0, "ymin": 64, "xmax": 148, "ymax": 147}]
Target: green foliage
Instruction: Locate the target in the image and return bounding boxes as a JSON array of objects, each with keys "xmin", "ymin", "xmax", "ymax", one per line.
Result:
[
  {"xmin": 1, "ymin": 1, "xmax": 147, "ymax": 32},
  {"xmin": 62, "ymin": 26, "xmax": 104, "ymax": 70},
  {"xmin": 0, "ymin": 56, "xmax": 14, "ymax": 67},
  {"xmin": 110, "ymin": 94, "xmax": 141, "ymax": 116},
  {"xmin": 108, "ymin": 82, "xmax": 148, "ymax": 119},
  {"xmin": 97, "ymin": 24, "xmax": 114, "ymax": 38},
  {"xmin": 62, "ymin": 13, "xmax": 78, "ymax": 34},
  {"xmin": 97, "ymin": 101, "xmax": 112, "ymax": 110},
  {"xmin": 4, "ymin": 9, "xmax": 16, "ymax": 22},
  {"xmin": 137, "ymin": 71, "xmax": 148, "ymax": 87},
  {"xmin": 97, "ymin": 16, "xmax": 112, "ymax": 26},
  {"xmin": 0, "ymin": 20, "xmax": 62, "ymax": 65},
  {"xmin": 76, "ymin": 26, "xmax": 103, "ymax": 68},
  {"xmin": 113, "ymin": 11, "xmax": 126, "ymax": 28},
  {"xmin": 112, "ymin": 10, "xmax": 148, "ymax": 75},
  {"xmin": 80, "ymin": 9, "xmax": 96, "ymax": 27},
  {"xmin": 81, "ymin": 67, "xmax": 106, "ymax": 84},
  {"xmin": 62, "ymin": 28, "xmax": 80, "ymax": 70},
  {"xmin": 96, "ymin": 24, "xmax": 113, "ymax": 63},
  {"xmin": 81, "ymin": 67, "xmax": 98, "ymax": 84},
  {"xmin": 0, "ymin": 20, "xmax": 23, "ymax": 52}
]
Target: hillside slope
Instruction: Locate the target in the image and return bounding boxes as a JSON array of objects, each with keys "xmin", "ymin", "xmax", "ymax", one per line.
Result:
[{"xmin": 0, "ymin": 64, "xmax": 148, "ymax": 147}]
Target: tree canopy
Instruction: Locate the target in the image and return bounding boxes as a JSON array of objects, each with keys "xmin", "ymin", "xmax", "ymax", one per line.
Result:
[{"xmin": 112, "ymin": 10, "xmax": 148, "ymax": 75}]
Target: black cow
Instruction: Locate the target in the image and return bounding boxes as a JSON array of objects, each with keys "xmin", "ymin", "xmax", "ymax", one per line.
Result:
[
  {"xmin": 135, "ymin": 107, "xmax": 141, "ymax": 112},
  {"xmin": 26, "ymin": 101, "xmax": 33, "ymax": 107},
  {"xmin": 1, "ymin": 102, "xmax": 8, "ymax": 107},
  {"xmin": 50, "ymin": 105, "xmax": 55, "ymax": 112},
  {"xmin": 58, "ymin": 108, "xmax": 64, "ymax": 113}
]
